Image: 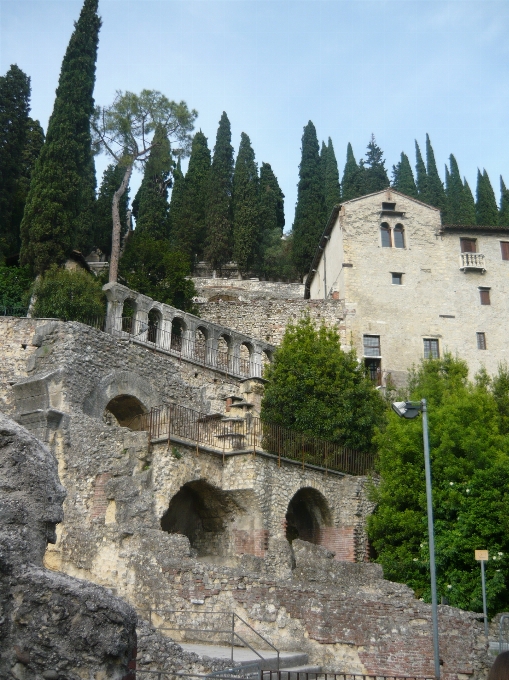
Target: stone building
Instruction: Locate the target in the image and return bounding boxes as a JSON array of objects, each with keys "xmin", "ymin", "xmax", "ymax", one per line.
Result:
[{"xmin": 304, "ymin": 188, "xmax": 509, "ymax": 386}]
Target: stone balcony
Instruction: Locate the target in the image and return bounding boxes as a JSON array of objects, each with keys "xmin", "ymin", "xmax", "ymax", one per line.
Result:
[{"xmin": 460, "ymin": 252, "xmax": 486, "ymax": 272}]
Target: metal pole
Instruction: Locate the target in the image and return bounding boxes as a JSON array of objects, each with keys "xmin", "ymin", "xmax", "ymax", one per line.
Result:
[
  {"xmin": 481, "ymin": 559, "xmax": 489, "ymax": 637},
  {"xmin": 422, "ymin": 399, "xmax": 440, "ymax": 680}
]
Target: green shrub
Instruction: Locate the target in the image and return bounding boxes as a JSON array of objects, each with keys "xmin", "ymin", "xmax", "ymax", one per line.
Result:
[
  {"xmin": 0, "ymin": 265, "xmax": 33, "ymax": 313},
  {"xmin": 31, "ymin": 265, "xmax": 105, "ymax": 321}
]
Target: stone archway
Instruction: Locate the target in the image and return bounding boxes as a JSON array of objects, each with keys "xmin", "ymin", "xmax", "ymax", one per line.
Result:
[
  {"xmin": 160, "ymin": 480, "xmax": 239, "ymax": 558},
  {"xmin": 104, "ymin": 394, "xmax": 147, "ymax": 428},
  {"xmin": 82, "ymin": 370, "xmax": 160, "ymax": 424},
  {"xmin": 285, "ymin": 487, "xmax": 332, "ymax": 545}
]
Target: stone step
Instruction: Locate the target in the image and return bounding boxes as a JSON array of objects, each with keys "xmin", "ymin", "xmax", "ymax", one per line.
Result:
[{"xmin": 179, "ymin": 644, "xmax": 311, "ymax": 672}]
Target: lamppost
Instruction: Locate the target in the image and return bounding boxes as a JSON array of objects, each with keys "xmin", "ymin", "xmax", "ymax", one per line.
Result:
[{"xmin": 392, "ymin": 399, "xmax": 440, "ymax": 680}]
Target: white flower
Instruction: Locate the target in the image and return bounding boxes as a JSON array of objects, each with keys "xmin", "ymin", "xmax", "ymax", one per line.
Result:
[
  {"xmin": 413, "ymin": 558, "xmax": 418, "ymax": 562},
  {"xmin": 466, "ymin": 489, "xmax": 470, "ymax": 493},
  {"xmin": 497, "ymin": 570, "xmax": 501, "ymax": 573},
  {"xmin": 447, "ymin": 585, "xmax": 452, "ymax": 589},
  {"xmin": 499, "ymin": 552, "xmax": 504, "ymax": 556},
  {"xmin": 492, "ymin": 556, "xmax": 497, "ymax": 561},
  {"xmin": 449, "ymin": 482, "xmax": 454, "ymax": 486}
]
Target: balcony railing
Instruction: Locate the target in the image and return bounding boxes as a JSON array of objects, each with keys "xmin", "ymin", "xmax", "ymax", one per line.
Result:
[
  {"xmin": 460, "ymin": 252, "xmax": 485, "ymax": 272},
  {"xmin": 129, "ymin": 403, "xmax": 375, "ymax": 476}
]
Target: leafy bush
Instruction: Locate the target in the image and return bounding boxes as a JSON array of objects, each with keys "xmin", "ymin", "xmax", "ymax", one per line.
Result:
[
  {"xmin": 0, "ymin": 265, "xmax": 33, "ymax": 313},
  {"xmin": 31, "ymin": 265, "xmax": 105, "ymax": 321},
  {"xmin": 261, "ymin": 315, "xmax": 386, "ymax": 451},
  {"xmin": 368, "ymin": 355, "xmax": 509, "ymax": 616},
  {"xmin": 119, "ymin": 232, "xmax": 198, "ymax": 313}
]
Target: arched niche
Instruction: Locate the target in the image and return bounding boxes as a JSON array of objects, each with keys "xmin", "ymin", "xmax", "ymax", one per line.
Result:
[
  {"xmin": 122, "ymin": 298, "xmax": 137, "ymax": 333},
  {"xmin": 285, "ymin": 487, "xmax": 332, "ymax": 545},
  {"xmin": 171, "ymin": 317, "xmax": 187, "ymax": 351},
  {"xmin": 148, "ymin": 308, "xmax": 162, "ymax": 344},
  {"xmin": 103, "ymin": 394, "xmax": 147, "ymax": 429}
]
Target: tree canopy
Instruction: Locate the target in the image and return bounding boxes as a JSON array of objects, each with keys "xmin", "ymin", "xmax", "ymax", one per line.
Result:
[
  {"xmin": 261, "ymin": 315, "xmax": 386, "ymax": 451},
  {"xmin": 368, "ymin": 355, "xmax": 509, "ymax": 616},
  {"xmin": 392, "ymin": 152, "xmax": 418, "ymax": 198}
]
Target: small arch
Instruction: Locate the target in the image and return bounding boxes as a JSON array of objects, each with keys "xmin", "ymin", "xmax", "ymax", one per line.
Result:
[
  {"xmin": 171, "ymin": 317, "xmax": 187, "ymax": 351},
  {"xmin": 122, "ymin": 298, "xmax": 137, "ymax": 333},
  {"xmin": 160, "ymin": 480, "xmax": 237, "ymax": 558},
  {"xmin": 394, "ymin": 223, "xmax": 405, "ymax": 249},
  {"xmin": 104, "ymin": 394, "xmax": 147, "ymax": 428},
  {"xmin": 148, "ymin": 308, "xmax": 162, "ymax": 344},
  {"xmin": 239, "ymin": 342, "xmax": 253, "ymax": 376},
  {"xmin": 217, "ymin": 334, "xmax": 231, "ymax": 371},
  {"xmin": 380, "ymin": 223, "xmax": 391, "ymax": 248},
  {"xmin": 194, "ymin": 327, "xmax": 208, "ymax": 362},
  {"xmin": 285, "ymin": 487, "xmax": 332, "ymax": 545}
]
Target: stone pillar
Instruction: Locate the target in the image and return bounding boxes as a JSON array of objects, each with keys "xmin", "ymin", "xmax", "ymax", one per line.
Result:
[
  {"xmin": 251, "ymin": 343, "xmax": 264, "ymax": 378},
  {"xmin": 102, "ymin": 282, "xmax": 131, "ymax": 335}
]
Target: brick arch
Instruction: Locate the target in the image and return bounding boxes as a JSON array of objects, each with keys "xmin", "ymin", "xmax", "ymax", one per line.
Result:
[
  {"xmin": 285, "ymin": 486, "xmax": 332, "ymax": 545},
  {"xmin": 82, "ymin": 370, "xmax": 160, "ymax": 423}
]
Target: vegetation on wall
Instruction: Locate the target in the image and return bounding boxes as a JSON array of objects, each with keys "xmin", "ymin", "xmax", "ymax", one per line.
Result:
[
  {"xmin": 368, "ymin": 355, "xmax": 509, "ymax": 617},
  {"xmin": 31, "ymin": 266, "xmax": 105, "ymax": 321},
  {"xmin": 261, "ymin": 315, "xmax": 386, "ymax": 451}
]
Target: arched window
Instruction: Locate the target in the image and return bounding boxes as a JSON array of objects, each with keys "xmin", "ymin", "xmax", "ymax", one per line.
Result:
[
  {"xmin": 394, "ymin": 224, "xmax": 405, "ymax": 249},
  {"xmin": 380, "ymin": 223, "xmax": 391, "ymax": 248}
]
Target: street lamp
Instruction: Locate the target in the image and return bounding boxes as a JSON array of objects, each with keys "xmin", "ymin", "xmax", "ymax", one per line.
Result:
[{"xmin": 392, "ymin": 399, "xmax": 440, "ymax": 680}]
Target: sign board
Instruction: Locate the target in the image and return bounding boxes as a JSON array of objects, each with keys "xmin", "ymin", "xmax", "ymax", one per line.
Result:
[{"xmin": 475, "ymin": 550, "xmax": 489, "ymax": 561}]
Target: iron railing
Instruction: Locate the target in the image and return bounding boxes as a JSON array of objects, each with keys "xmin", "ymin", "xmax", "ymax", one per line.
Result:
[
  {"xmin": 0, "ymin": 306, "xmax": 29, "ymax": 317},
  {"xmin": 111, "ymin": 317, "xmax": 268, "ymax": 379},
  {"xmin": 129, "ymin": 403, "xmax": 374, "ymax": 476},
  {"xmin": 140, "ymin": 608, "xmax": 280, "ymax": 670},
  {"xmin": 261, "ymin": 673, "xmax": 435, "ymax": 680},
  {"xmin": 135, "ymin": 672, "xmax": 260, "ymax": 680}
]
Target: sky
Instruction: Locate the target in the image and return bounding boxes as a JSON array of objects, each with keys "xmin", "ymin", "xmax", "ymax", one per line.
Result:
[{"xmin": 1, "ymin": 0, "xmax": 509, "ymax": 229}]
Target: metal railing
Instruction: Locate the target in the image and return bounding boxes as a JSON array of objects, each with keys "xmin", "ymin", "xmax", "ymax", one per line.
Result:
[
  {"xmin": 140, "ymin": 608, "xmax": 280, "ymax": 670},
  {"xmin": 0, "ymin": 306, "xmax": 29, "ymax": 317},
  {"xmin": 261, "ymin": 673, "xmax": 435, "ymax": 680},
  {"xmin": 135, "ymin": 672, "xmax": 260, "ymax": 680},
  {"xmin": 112, "ymin": 317, "xmax": 268, "ymax": 379},
  {"xmin": 129, "ymin": 403, "xmax": 374, "ymax": 476},
  {"xmin": 499, "ymin": 613, "xmax": 509, "ymax": 653}
]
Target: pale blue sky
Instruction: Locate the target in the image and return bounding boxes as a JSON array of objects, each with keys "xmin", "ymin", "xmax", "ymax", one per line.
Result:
[{"xmin": 1, "ymin": 0, "xmax": 509, "ymax": 228}]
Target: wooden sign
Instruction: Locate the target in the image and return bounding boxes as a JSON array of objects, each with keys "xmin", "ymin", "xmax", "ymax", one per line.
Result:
[{"xmin": 475, "ymin": 550, "xmax": 489, "ymax": 561}]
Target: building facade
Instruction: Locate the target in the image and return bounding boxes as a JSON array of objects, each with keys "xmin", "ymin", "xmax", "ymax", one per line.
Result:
[{"xmin": 305, "ymin": 189, "xmax": 509, "ymax": 385}]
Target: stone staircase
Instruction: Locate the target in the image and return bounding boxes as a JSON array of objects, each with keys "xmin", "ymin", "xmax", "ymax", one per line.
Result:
[{"xmin": 179, "ymin": 643, "xmax": 321, "ymax": 674}]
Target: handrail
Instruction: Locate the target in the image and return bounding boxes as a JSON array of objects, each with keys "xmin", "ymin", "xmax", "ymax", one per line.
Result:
[
  {"xmin": 232, "ymin": 613, "xmax": 280, "ymax": 670},
  {"xmin": 129, "ymin": 403, "xmax": 374, "ymax": 476}
]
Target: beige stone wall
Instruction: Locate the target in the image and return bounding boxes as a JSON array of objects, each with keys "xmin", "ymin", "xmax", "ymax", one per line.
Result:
[{"xmin": 309, "ymin": 189, "xmax": 509, "ymax": 383}]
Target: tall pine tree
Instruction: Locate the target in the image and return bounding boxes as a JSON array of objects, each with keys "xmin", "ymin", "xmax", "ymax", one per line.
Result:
[
  {"xmin": 20, "ymin": 0, "xmax": 100, "ymax": 273},
  {"xmin": 341, "ymin": 143, "xmax": 363, "ymax": 201},
  {"xmin": 204, "ymin": 112, "xmax": 234, "ymax": 270},
  {"xmin": 291, "ymin": 121, "xmax": 326, "ymax": 277},
  {"xmin": 391, "ymin": 152, "xmax": 418, "ymax": 198},
  {"xmin": 232, "ymin": 132, "xmax": 260, "ymax": 273},
  {"xmin": 500, "ymin": 177, "xmax": 509, "ymax": 226},
  {"xmin": 324, "ymin": 137, "xmax": 341, "ymax": 215},
  {"xmin": 415, "ymin": 141, "xmax": 428, "ymax": 200},
  {"xmin": 257, "ymin": 161, "xmax": 285, "ymax": 274},
  {"xmin": 359, "ymin": 134, "xmax": 389, "ymax": 194},
  {"xmin": 476, "ymin": 169, "xmax": 498, "ymax": 225},
  {"xmin": 172, "ymin": 131, "xmax": 211, "ymax": 260},
  {"xmin": 0, "ymin": 65, "xmax": 30, "ymax": 261},
  {"xmin": 95, "ymin": 164, "xmax": 130, "ymax": 258},
  {"xmin": 132, "ymin": 125, "xmax": 171, "ymax": 240},
  {"xmin": 425, "ymin": 134, "xmax": 447, "ymax": 212}
]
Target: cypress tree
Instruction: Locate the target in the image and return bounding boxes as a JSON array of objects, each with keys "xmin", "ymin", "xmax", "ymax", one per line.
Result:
[
  {"xmin": 415, "ymin": 140, "xmax": 428, "ymax": 199},
  {"xmin": 232, "ymin": 132, "xmax": 260, "ymax": 273},
  {"xmin": 341, "ymin": 143, "xmax": 362, "ymax": 201},
  {"xmin": 446, "ymin": 155, "xmax": 472, "ymax": 224},
  {"xmin": 359, "ymin": 134, "xmax": 389, "ymax": 194},
  {"xmin": 172, "ymin": 130, "xmax": 211, "ymax": 260},
  {"xmin": 320, "ymin": 141, "xmax": 328, "ymax": 186},
  {"xmin": 204, "ymin": 112, "xmax": 234, "ymax": 269},
  {"xmin": 94, "ymin": 164, "xmax": 130, "ymax": 257},
  {"xmin": 499, "ymin": 177, "xmax": 509, "ymax": 226},
  {"xmin": 167, "ymin": 158, "xmax": 185, "ymax": 245},
  {"xmin": 0, "ymin": 65, "xmax": 30, "ymax": 261},
  {"xmin": 476, "ymin": 169, "xmax": 498, "ymax": 225},
  {"xmin": 20, "ymin": 0, "xmax": 101, "ymax": 273},
  {"xmin": 291, "ymin": 121, "xmax": 327, "ymax": 277},
  {"xmin": 425, "ymin": 134, "xmax": 447, "ymax": 212},
  {"xmin": 257, "ymin": 162, "xmax": 285, "ymax": 274},
  {"xmin": 324, "ymin": 137, "xmax": 341, "ymax": 215},
  {"xmin": 463, "ymin": 178, "xmax": 476, "ymax": 225},
  {"xmin": 391, "ymin": 152, "xmax": 418, "ymax": 198},
  {"xmin": 132, "ymin": 125, "xmax": 171, "ymax": 240}
]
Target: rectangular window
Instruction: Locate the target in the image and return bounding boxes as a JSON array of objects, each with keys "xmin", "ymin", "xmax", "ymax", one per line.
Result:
[
  {"xmin": 382, "ymin": 202, "xmax": 396, "ymax": 211},
  {"xmin": 460, "ymin": 238, "xmax": 477, "ymax": 253},
  {"xmin": 423, "ymin": 338, "xmax": 439, "ymax": 359},
  {"xmin": 392, "ymin": 272, "xmax": 403, "ymax": 285},
  {"xmin": 363, "ymin": 335, "xmax": 381, "ymax": 357},
  {"xmin": 477, "ymin": 332, "xmax": 487, "ymax": 350},
  {"xmin": 501, "ymin": 242, "xmax": 509, "ymax": 260},
  {"xmin": 479, "ymin": 288, "xmax": 491, "ymax": 305}
]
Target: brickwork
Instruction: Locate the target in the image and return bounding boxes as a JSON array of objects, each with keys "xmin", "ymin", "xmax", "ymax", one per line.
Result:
[
  {"xmin": 91, "ymin": 472, "xmax": 112, "ymax": 519},
  {"xmin": 232, "ymin": 529, "xmax": 269, "ymax": 557}
]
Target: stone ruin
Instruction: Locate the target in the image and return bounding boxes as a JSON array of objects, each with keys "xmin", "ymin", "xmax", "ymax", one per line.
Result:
[{"xmin": 0, "ymin": 305, "xmax": 494, "ymax": 679}]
